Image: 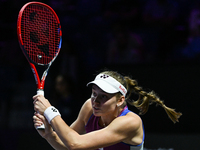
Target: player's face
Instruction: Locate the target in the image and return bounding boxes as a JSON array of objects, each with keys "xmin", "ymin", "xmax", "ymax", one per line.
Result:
[{"xmin": 91, "ymin": 85, "xmax": 118, "ymax": 116}]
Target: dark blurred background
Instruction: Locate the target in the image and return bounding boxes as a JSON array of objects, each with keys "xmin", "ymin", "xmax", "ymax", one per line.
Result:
[{"xmin": 0, "ymin": 0, "xmax": 200, "ymax": 149}]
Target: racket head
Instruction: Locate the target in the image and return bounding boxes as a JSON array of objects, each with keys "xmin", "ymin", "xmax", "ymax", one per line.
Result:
[{"xmin": 17, "ymin": 2, "xmax": 62, "ymax": 66}]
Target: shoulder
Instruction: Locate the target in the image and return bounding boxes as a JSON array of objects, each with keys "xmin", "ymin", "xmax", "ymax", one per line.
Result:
[
  {"xmin": 126, "ymin": 112, "xmax": 142, "ymax": 133},
  {"xmin": 114, "ymin": 112, "xmax": 142, "ymax": 132},
  {"xmin": 115, "ymin": 112, "xmax": 143, "ymax": 145},
  {"xmin": 98, "ymin": 111, "xmax": 143, "ymax": 146},
  {"xmin": 108, "ymin": 111, "xmax": 143, "ymax": 143}
]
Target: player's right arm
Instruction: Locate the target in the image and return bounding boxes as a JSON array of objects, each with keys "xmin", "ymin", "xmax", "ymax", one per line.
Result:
[{"xmin": 33, "ymin": 99, "xmax": 92, "ymax": 150}]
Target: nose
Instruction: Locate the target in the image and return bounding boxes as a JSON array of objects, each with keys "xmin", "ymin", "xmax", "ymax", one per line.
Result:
[{"xmin": 92, "ymin": 96, "xmax": 100, "ymax": 104}]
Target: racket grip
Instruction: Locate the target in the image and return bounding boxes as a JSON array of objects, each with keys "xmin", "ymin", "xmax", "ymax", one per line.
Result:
[
  {"xmin": 36, "ymin": 89, "xmax": 45, "ymax": 130},
  {"xmin": 37, "ymin": 123, "xmax": 45, "ymax": 130},
  {"xmin": 37, "ymin": 90, "xmax": 44, "ymax": 96}
]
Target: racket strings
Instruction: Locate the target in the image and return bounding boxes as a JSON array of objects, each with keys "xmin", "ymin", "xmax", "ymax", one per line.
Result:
[{"xmin": 20, "ymin": 4, "xmax": 61, "ymax": 64}]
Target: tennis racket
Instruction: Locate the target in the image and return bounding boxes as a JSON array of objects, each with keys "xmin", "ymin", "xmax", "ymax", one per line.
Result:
[{"xmin": 17, "ymin": 2, "xmax": 62, "ymax": 129}]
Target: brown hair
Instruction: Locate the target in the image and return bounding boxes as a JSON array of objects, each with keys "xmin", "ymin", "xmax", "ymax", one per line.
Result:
[{"xmin": 101, "ymin": 70, "xmax": 182, "ymax": 123}]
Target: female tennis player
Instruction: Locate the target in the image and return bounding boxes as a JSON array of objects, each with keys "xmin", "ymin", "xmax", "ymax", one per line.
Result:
[{"xmin": 33, "ymin": 70, "xmax": 182, "ymax": 150}]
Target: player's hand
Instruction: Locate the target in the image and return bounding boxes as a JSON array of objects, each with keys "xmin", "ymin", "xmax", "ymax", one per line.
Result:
[
  {"xmin": 33, "ymin": 95, "xmax": 51, "ymax": 114},
  {"xmin": 33, "ymin": 112, "xmax": 54, "ymax": 138}
]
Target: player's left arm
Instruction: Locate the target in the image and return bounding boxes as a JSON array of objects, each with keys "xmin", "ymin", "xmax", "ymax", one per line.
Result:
[{"xmin": 49, "ymin": 113, "xmax": 141, "ymax": 150}]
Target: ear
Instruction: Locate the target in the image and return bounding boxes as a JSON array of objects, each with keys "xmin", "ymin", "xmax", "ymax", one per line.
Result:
[{"xmin": 117, "ymin": 96, "xmax": 125, "ymax": 107}]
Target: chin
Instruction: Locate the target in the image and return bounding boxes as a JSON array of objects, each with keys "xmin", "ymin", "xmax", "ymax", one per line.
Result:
[{"xmin": 93, "ymin": 110, "xmax": 102, "ymax": 117}]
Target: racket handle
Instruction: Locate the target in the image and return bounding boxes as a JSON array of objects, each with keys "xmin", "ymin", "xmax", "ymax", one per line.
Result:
[
  {"xmin": 37, "ymin": 90, "xmax": 44, "ymax": 96},
  {"xmin": 37, "ymin": 123, "xmax": 45, "ymax": 130},
  {"xmin": 36, "ymin": 89, "xmax": 45, "ymax": 130}
]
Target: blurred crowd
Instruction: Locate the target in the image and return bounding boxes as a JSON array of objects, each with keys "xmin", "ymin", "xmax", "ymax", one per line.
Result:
[{"xmin": 1, "ymin": 0, "xmax": 200, "ymax": 129}]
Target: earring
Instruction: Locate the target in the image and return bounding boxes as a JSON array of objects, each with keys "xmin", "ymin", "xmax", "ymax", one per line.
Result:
[{"xmin": 117, "ymin": 104, "xmax": 120, "ymax": 107}]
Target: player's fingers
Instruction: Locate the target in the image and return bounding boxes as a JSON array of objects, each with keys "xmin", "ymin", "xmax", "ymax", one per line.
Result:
[
  {"xmin": 33, "ymin": 95, "xmax": 43, "ymax": 102},
  {"xmin": 34, "ymin": 112, "xmax": 44, "ymax": 120},
  {"xmin": 34, "ymin": 119, "xmax": 43, "ymax": 125},
  {"xmin": 33, "ymin": 94, "xmax": 39, "ymax": 101},
  {"xmin": 33, "ymin": 115, "xmax": 43, "ymax": 127},
  {"xmin": 33, "ymin": 104, "xmax": 39, "ymax": 112},
  {"xmin": 33, "ymin": 98, "xmax": 39, "ymax": 105},
  {"xmin": 33, "ymin": 100, "xmax": 43, "ymax": 112},
  {"xmin": 33, "ymin": 113, "xmax": 42, "ymax": 121},
  {"xmin": 34, "ymin": 112, "xmax": 46, "ymax": 122},
  {"xmin": 33, "ymin": 95, "xmax": 48, "ymax": 106}
]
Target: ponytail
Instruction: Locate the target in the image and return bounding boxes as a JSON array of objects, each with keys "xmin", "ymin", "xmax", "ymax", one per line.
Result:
[{"xmin": 124, "ymin": 76, "xmax": 182, "ymax": 123}]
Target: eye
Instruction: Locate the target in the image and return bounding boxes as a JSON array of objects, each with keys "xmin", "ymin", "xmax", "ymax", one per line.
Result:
[
  {"xmin": 101, "ymin": 94, "xmax": 108, "ymax": 99},
  {"xmin": 92, "ymin": 91, "xmax": 97, "ymax": 97}
]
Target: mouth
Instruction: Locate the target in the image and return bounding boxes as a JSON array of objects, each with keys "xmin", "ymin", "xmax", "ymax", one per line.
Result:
[
  {"xmin": 93, "ymin": 106, "xmax": 100, "ymax": 111},
  {"xmin": 92, "ymin": 106, "xmax": 102, "ymax": 116}
]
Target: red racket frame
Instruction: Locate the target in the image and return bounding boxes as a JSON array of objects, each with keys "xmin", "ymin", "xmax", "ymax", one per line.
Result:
[{"xmin": 17, "ymin": 2, "xmax": 62, "ymax": 91}]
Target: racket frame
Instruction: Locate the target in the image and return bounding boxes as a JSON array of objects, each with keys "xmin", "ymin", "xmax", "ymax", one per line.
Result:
[{"xmin": 17, "ymin": 1, "xmax": 62, "ymax": 92}]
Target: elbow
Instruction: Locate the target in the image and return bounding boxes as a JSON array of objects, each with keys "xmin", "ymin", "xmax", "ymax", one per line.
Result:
[
  {"xmin": 67, "ymin": 144, "xmax": 77, "ymax": 150},
  {"xmin": 60, "ymin": 133, "xmax": 85, "ymax": 150},
  {"xmin": 65, "ymin": 142, "xmax": 82, "ymax": 150},
  {"xmin": 67, "ymin": 143, "xmax": 90, "ymax": 150}
]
